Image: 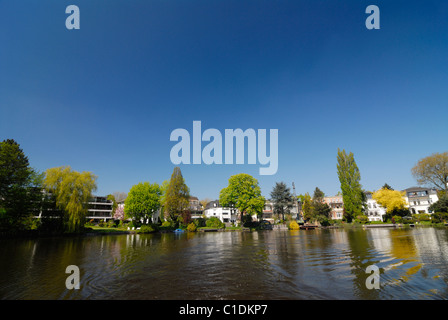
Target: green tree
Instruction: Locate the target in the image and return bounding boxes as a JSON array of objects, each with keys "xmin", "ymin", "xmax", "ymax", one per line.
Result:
[
  {"xmin": 313, "ymin": 187, "xmax": 325, "ymax": 200},
  {"xmin": 270, "ymin": 182, "xmax": 293, "ymax": 221},
  {"xmin": 429, "ymin": 193, "xmax": 448, "ymax": 213},
  {"xmin": 412, "ymin": 152, "xmax": 448, "ymax": 193},
  {"xmin": 164, "ymin": 167, "xmax": 190, "ymax": 223},
  {"xmin": 44, "ymin": 166, "xmax": 97, "ymax": 233},
  {"xmin": 0, "ymin": 139, "xmax": 44, "ymax": 230},
  {"xmin": 219, "ymin": 173, "xmax": 265, "ymax": 223},
  {"xmin": 336, "ymin": 149, "xmax": 365, "ymax": 222},
  {"xmin": 124, "ymin": 182, "xmax": 162, "ymax": 223},
  {"xmin": 298, "ymin": 193, "xmax": 313, "ymax": 221},
  {"xmin": 310, "ymin": 187, "xmax": 332, "ymax": 225},
  {"xmin": 382, "ymin": 183, "xmax": 394, "ymax": 190}
]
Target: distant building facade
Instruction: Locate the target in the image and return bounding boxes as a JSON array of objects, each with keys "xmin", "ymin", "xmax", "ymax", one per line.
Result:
[
  {"xmin": 263, "ymin": 200, "xmax": 300, "ymax": 223},
  {"xmin": 324, "ymin": 196, "xmax": 344, "ymax": 220},
  {"xmin": 86, "ymin": 196, "xmax": 114, "ymax": 221},
  {"xmin": 189, "ymin": 196, "xmax": 203, "ymax": 219},
  {"xmin": 365, "ymin": 192, "xmax": 386, "ymax": 222},
  {"xmin": 403, "ymin": 187, "xmax": 439, "ymax": 214},
  {"xmin": 203, "ymin": 200, "xmax": 238, "ymax": 224}
]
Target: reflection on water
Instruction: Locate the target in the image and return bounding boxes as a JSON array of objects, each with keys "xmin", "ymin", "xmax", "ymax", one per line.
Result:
[{"xmin": 1, "ymin": 228, "xmax": 447, "ymax": 299}]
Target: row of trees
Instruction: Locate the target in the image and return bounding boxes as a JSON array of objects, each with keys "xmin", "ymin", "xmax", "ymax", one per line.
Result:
[
  {"xmin": 123, "ymin": 167, "xmax": 191, "ymax": 227},
  {"xmin": 2, "ymin": 137, "xmax": 446, "ymax": 233},
  {"xmin": 114, "ymin": 149, "xmax": 448, "ymax": 227}
]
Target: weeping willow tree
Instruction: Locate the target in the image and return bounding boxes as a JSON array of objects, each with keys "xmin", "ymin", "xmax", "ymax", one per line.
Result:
[{"xmin": 44, "ymin": 166, "xmax": 97, "ymax": 233}]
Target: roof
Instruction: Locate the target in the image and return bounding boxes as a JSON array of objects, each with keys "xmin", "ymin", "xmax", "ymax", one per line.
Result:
[{"xmin": 205, "ymin": 200, "xmax": 221, "ymax": 210}]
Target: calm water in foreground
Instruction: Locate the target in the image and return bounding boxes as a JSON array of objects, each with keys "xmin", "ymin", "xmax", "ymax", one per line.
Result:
[{"xmin": 1, "ymin": 227, "xmax": 448, "ymax": 300}]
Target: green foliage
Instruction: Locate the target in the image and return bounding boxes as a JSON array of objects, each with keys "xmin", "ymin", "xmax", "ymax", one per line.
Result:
[
  {"xmin": 270, "ymin": 182, "xmax": 293, "ymax": 221},
  {"xmin": 137, "ymin": 224, "xmax": 157, "ymax": 233},
  {"xmin": 336, "ymin": 149, "xmax": 365, "ymax": 222},
  {"xmin": 392, "ymin": 215, "xmax": 403, "ymax": 224},
  {"xmin": 162, "ymin": 220, "xmax": 173, "ymax": 228},
  {"xmin": 164, "ymin": 167, "xmax": 190, "ymax": 222},
  {"xmin": 299, "ymin": 193, "xmax": 313, "ymax": 221},
  {"xmin": 193, "ymin": 217, "xmax": 206, "ymax": 227},
  {"xmin": 413, "ymin": 213, "xmax": 430, "ymax": 222},
  {"xmin": 355, "ymin": 215, "xmax": 368, "ymax": 224},
  {"xmin": 124, "ymin": 182, "xmax": 161, "ymax": 222},
  {"xmin": 219, "ymin": 173, "xmax": 265, "ymax": 222},
  {"xmin": 301, "ymin": 187, "xmax": 332, "ymax": 224},
  {"xmin": 106, "ymin": 194, "xmax": 118, "ymax": 217},
  {"xmin": 0, "ymin": 139, "xmax": 45, "ymax": 231},
  {"xmin": 44, "ymin": 166, "xmax": 97, "ymax": 233},
  {"xmin": 382, "ymin": 183, "xmax": 393, "ymax": 190},
  {"xmin": 432, "ymin": 212, "xmax": 448, "ymax": 223},
  {"xmin": 205, "ymin": 217, "xmax": 225, "ymax": 229},
  {"xmin": 429, "ymin": 193, "xmax": 448, "ymax": 213}
]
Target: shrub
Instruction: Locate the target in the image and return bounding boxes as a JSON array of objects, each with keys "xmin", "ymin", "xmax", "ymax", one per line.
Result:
[
  {"xmin": 355, "ymin": 215, "xmax": 368, "ymax": 224},
  {"xmin": 288, "ymin": 221, "xmax": 300, "ymax": 230},
  {"xmin": 413, "ymin": 213, "xmax": 430, "ymax": 222},
  {"xmin": 392, "ymin": 215, "xmax": 403, "ymax": 224},
  {"xmin": 193, "ymin": 218, "xmax": 206, "ymax": 228},
  {"xmin": 432, "ymin": 212, "xmax": 448, "ymax": 224},
  {"xmin": 137, "ymin": 224, "xmax": 157, "ymax": 233},
  {"xmin": 161, "ymin": 220, "xmax": 173, "ymax": 228},
  {"xmin": 187, "ymin": 222, "xmax": 197, "ymax": 232},
  {"xmin": 205, "ymin": 217, "xmax": 225, "ymax": 229}
]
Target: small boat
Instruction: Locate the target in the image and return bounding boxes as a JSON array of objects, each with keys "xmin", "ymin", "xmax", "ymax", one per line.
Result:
[{"xmin": 173, "ymin": 228, "xmax": 185, "ymax": 233}]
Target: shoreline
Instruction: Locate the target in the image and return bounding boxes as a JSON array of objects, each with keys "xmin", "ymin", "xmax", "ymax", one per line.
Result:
[{"xmin": 1, "ymin": 223, "xmax": 447, "ymax": 239}]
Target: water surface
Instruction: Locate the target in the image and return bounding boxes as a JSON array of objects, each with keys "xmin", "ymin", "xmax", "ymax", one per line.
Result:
[{"xmin": 1, "ymin": 227, "xmax": 447, "ymax": 299}]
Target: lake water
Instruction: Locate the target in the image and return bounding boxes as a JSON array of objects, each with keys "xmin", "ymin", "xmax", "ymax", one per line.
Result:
[{"xmin": 1, "ymin": 227, "xmax": 448, "ymax": 300}]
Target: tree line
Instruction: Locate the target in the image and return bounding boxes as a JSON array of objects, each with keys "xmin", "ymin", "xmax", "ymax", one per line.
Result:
[{"xmin": 1, "ymin": 138, "xmax": 447, "ymax": 235}]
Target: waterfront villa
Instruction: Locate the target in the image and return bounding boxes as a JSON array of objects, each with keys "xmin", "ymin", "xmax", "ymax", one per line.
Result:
[
  {"xmin": 403, "ymin": 187, "xmax": 439, "ymax": 214},
  {"xmin": 263, "ymin": 200, "xmax": 301, "ymax": 223},
  {"xmin": 203, "ymin": 200, "xmax": 239, "ymax": 224},
  {"xmin": 365, "ymin": 192, "xmax": 387, "ymax": 222},
  {"xmin": 322, "ymin": 187, "xmax": 440, "ymax": 222},
  {"xmin": 324, "ymin": 196, "xmax": 344, "ymax": 220},
  {"xmin": 189, "ymin": 196, "xmax": 203, "ymax": 219}
]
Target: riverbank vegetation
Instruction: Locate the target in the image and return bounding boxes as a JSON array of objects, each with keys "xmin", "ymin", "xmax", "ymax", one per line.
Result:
[{"xmin": 2, "ymin": 139, "xmax": 448, "ymax": 238}]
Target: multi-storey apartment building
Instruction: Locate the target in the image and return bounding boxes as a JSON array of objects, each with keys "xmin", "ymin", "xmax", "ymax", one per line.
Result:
[{"xmin": 86, "ymin": 196, "xmax": 114, "ymax": 222}]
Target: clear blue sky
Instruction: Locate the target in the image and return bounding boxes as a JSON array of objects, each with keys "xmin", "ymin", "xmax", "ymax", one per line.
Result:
[{"xmin": 1, "ymin": 0, "xmax": 447, "ymax": 200}]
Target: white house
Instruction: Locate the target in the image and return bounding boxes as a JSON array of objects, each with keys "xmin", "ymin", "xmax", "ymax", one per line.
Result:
[
  {"xmin": 403, "ymin": 187, "xmax": 439, "ymax": 214},
  {"xmin": 203, "ymin": 200, "xmax": 239, "ymax": 224},
  {"xmin": 365, "ymin": 192, "xmax": 387, "ymax": 222}
]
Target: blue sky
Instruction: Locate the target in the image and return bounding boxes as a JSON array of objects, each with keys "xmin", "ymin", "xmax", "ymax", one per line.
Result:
[{"xmin": 1, "ymin": 0, "xmax": 447, "ymax": 200}]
